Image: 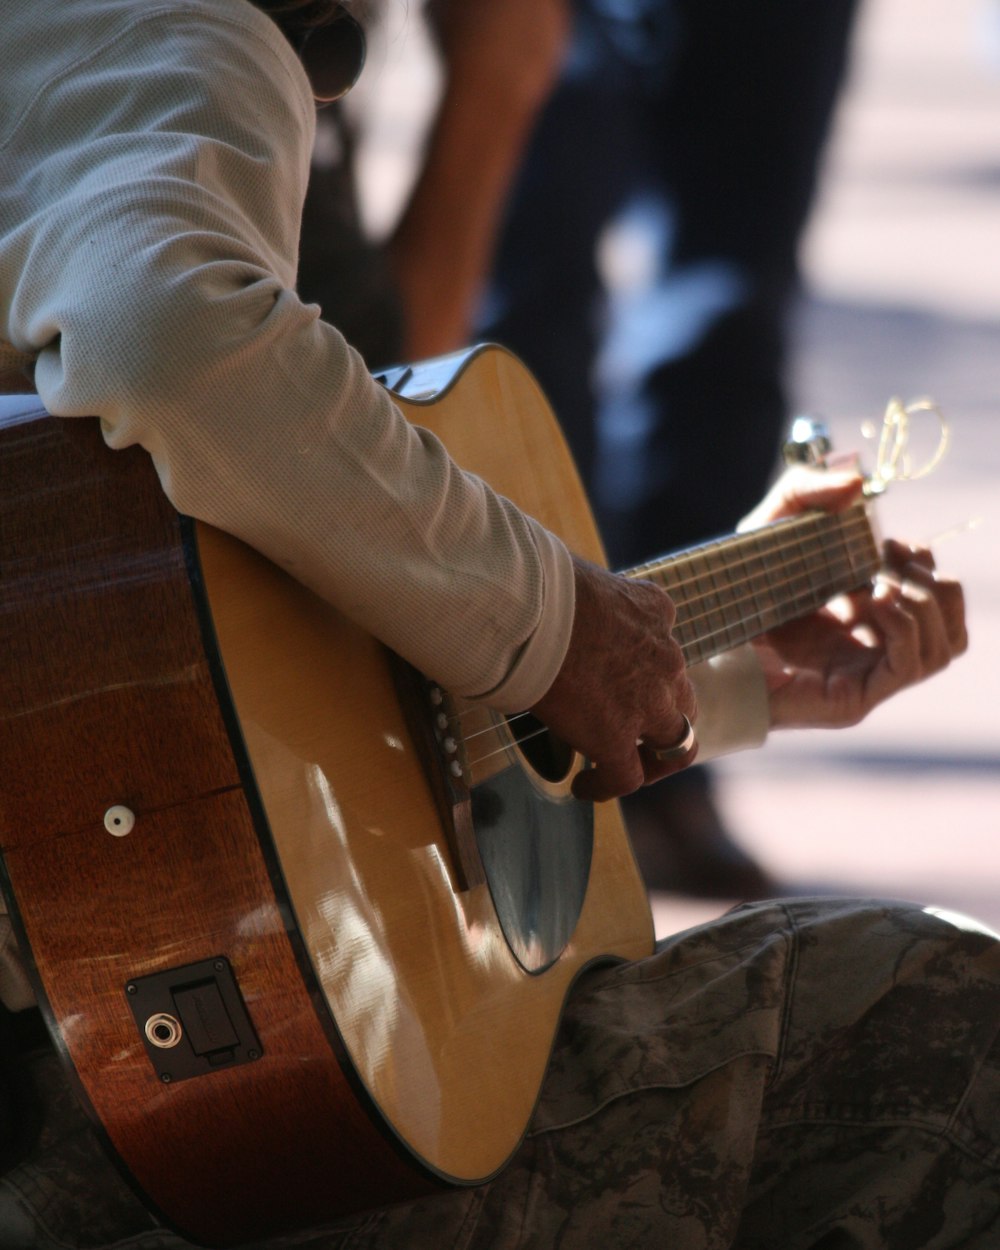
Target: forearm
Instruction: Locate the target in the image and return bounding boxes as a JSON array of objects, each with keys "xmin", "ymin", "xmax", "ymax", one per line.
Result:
[{"xmin": 388, "ymin": 1, "xmax": 569, "ymax": 358}]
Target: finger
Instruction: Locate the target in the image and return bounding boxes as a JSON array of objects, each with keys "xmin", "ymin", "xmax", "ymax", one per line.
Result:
[
  {"xmin": 572, "ymin": 748, "xmax": 645, "ymax": 804},
  {"xmin": 882, "ymin": 538, "xmax": 936, "ymax": 574},
  {"xmin": 902, "ymin": 561, "xmax": 970, "ymax": 667},
  {"xmin": 739, "ymin": 465, "xmax": 864, "ymax": 530},
  {"xmin": 573, "ymin": 695, "xmax": 698, "ymax": 801},
  {"xmin": 763, "ymin": 608, "xmax": 857, "ymax": 669},
  {"xmin": 897, "ymin": 561, "xmax": 968, "ymax": 657},
  {"xmin": 899, "ymin": 577, "xmax": 952, "ymax": 675},
  {"xmin": 646, "ymin": 670, "xmax": 698, "ymax": 739},
  {"xmin": 877, "ymin": 560, "xmax": 959, "ymax": 665},
  {"xmin": 639, "ymin": 732, "xmax": 698, "ymax": 783},
  {"xmin": 935, "ymin": 577, "xmax": 968, "ymax": 656},
  {"xmin": 865, "ymin": 580, "xmax": 925, "ymax": 695}
]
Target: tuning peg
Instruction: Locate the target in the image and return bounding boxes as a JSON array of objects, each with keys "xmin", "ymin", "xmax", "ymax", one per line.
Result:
[{"xmin": 783, "ymin": 415, "xmax": 833, "ymax": 467}]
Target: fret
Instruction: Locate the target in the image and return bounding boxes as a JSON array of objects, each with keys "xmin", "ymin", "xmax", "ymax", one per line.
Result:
[
  {"xmin": 694, "ymin": 548, "xmax": 720, "ymax": 655},
  {"xmin": 798, "ymin": 515, "xmax": 825, "ymax": 611},
  {"xmin": 771, "ymin": 518, "xmax": 798, "ymax": 624},
  {"xmin": 707, "ymin": 543, "xmax": 739, "ymax": 655},
  {"xmin": 847, "ymin": 518, "xmax": 880, "ymax": 585},
  {"xmin": 625, "ymin": 501, "xmax": 880, "ymax": 665},
  {"xmin": 752, "ymin": 525, "xmax": 786, "ymax": 634}
]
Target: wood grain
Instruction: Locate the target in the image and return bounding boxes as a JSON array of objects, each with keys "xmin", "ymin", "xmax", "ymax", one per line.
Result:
[{"xmin": 0, "ymin": 413, "xmax": 435, "ymax": 1245}]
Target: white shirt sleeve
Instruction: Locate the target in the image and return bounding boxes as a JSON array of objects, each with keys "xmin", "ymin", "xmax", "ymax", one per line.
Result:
[
  {"xmin": 689, "ymin": 646, "xmax": 770, "ymax": 762},
  {"xmin": 4, "ymin": 0, "xmax": 573, "ymax": 712}
]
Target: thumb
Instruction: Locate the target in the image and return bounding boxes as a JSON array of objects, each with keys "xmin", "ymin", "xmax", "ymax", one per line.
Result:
[{"xmin": 739, "ymin": 466, "xmax": 864, "ymax": 530}]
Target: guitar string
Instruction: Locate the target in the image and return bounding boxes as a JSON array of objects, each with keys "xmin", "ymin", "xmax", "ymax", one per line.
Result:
[
  {"xmin": 456, "ymin": 521, "xmax": 875, "ymax": 721},
  {"xmin": 670, "ymin": 542, "xmax": 876, "ymax": 649},
  {"xmin": 453, "ymin": 514, "xmax": 876, "ymax": 744},
  {"xmin": 458, "ymin": 541, "xmax": 880, "ymax": 770},
  {"xmin": 461, "ymin": 602, "xmax": 881, "ymax": 778},
  {"xmin": 630, "ymin": 513, "xmax": 875, "ymax": 616},
  {"xmin": 659, "ymin": 545, "xmax": 874, "ymax": 643},
  {"xmin": 452, "ymin": 513, "xmax": 879, "ymax": 774},
  {"xmin": 631, "ymin": 530, "xmax": 876, "ymax": 614},
  {"xmin": 457, "ymin": 530, "xmax": 860, "ymax": 774},
  {"xmin": 632, "ymin": 510, "xmax": 874, "ymax": 597}
]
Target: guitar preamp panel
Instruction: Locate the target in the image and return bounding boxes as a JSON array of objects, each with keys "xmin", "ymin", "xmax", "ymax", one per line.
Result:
[{"xmin": 124, "ymin": 955, "xmax": 262, "ymax": 1084}]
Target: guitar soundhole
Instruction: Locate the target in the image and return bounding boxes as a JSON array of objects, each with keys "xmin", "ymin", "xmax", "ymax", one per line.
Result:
[{"xmin": 507, "ymin": 713, "xmax": 573, "ymax": 784}]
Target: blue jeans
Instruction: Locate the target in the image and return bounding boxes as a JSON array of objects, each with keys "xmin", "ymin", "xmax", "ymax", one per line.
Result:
[{"xmin": 479, "ymin": 0, "xmax": 859, "ymax": 569}]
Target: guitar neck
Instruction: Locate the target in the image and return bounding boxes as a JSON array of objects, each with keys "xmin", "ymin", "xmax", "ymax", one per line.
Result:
[{"xmin": 625, "ymin": 501, "xmax": 880, "ymax": 666}]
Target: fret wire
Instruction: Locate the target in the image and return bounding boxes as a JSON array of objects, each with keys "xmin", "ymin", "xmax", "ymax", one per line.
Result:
[
  {"xmin": 847, "ymin": 524, "xmax": 880, "ymax": 580},
  {"xmin": 836, "ymin": 510, "xmax": 856, "ymax": 591},
  {"xmin": 693, "ymin": 548, "xmax": 717, "ymax": 648},
  {"xmin": 800, "ymin": 510, "xmax": 825, "ymax": 602},
  {"xmin": 632, "ymin": 510, "xmax": 875, "ymax": 665},
  {"xmin": 461, "ymin": 522, "xmax": 881, "ymax": 771},
  {"xmin": 672, "ymin": 538, "xmax": 856, "ymax": 649},
  {"xmin": 635, "ymin": 507, "xmax": 872, "ymax": 600},
  {"xmin": 670, "ymin": 527, "xmax": 865, "ymax": 610},
  {"xmin": 645, "ymin": 535, "xmax": 870, "ymax": 622},
  {"xmin": 641, "ymin": 505, "xmax": 869, "ymax": 576},
  {"xmin": 678, "ymin": 572, "xmax": 854, "ymax": 661},
  {"xmin": 675, "ymin": 550, "xmax": 862, "ymax": 652},
  {"xmin": 704, "ymin": 544, "xmax": 737, "ymax": 653},
  {"xmin": 749, "ymin": 531, "xmax": 773, "ymax": 643},
  {"xmin": 652, "ymin": 520, "xmax": 875, "ymax": 615}
]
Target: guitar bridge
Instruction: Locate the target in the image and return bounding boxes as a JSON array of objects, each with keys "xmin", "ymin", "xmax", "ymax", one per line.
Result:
[{"xmin": 388, "ymin": 656, "xmax": 486, "ymax": 892}]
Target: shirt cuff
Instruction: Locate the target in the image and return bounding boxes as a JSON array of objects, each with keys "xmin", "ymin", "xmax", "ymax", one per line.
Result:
[{"xmin": 689, "ymin": 644, "xmax": 769, "ymax": 762}]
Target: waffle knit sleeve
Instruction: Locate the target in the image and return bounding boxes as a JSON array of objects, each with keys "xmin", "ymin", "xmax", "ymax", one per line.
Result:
[{"xmin": 2, "ymin": 0, "xmax": 573, "ymax": 711}]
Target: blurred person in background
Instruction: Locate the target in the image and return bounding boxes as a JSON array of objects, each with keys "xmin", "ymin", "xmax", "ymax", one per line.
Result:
[
  {"xmin": 478, "ymin": 0, "xmax": 860, "ymax": 899},
  {"xmin": 299, "ymin": 0, "xmax": 863, "ymax": 903},
  {"xmin": 297, "ymin": 0, "xmax": 571, "ymax": 368}
]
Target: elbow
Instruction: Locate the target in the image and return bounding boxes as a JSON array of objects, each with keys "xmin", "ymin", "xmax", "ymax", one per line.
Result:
[{"xmin": 35, "ymin": 265, "xmax": 293, "ymax": 437}]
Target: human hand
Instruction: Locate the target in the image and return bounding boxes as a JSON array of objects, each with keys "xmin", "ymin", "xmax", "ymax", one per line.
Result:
[
  {"xmin": 737, "ymin": 461, "xmax": 865, "ymax": 530},
  {"xmin": 741, "ymin": 467, "xmax": 968, "ymax": 729},
  {"xmin": 530, "ymin": 556, "xmax": 698, "ymax": 803}
]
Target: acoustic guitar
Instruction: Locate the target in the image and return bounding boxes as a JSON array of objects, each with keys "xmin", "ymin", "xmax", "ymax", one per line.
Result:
[{"xmin": 0, "ymin": 345, "xmax": 879, "ymax": 1246}]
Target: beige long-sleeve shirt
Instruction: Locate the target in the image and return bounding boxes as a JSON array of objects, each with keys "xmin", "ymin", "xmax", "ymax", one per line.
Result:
[{"xmin": 0, "ymin": 0, "xmax": 768, "ymax": 1010}]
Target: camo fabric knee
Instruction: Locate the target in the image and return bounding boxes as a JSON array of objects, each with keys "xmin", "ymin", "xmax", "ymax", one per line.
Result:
[{"xmin": 1, "ymin": 899, "xmax": 997, "ymax": 1250}]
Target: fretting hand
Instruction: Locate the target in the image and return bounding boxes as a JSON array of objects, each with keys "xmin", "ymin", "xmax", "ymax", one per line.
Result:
[
  {"xmin": 741, "ymin": 467, "xmax": 968, "ymax": 730},
  {"xmin": 531, "ymin": 556, "xmax": 698, "ymax": 803}
]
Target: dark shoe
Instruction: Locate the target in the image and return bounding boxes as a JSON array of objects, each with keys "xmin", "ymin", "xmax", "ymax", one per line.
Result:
[{"xmin": 621, "ymin": 766, "xmax": 779, "ymax": 901}]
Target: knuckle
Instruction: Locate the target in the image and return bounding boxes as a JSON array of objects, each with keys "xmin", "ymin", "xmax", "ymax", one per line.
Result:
[{"xmin": 634, "ymin": 577, "xmax": 676, "ymax": 625}]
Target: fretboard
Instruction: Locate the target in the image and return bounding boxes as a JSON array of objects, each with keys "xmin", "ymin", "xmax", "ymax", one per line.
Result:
[{"xmin": 625, "ymin": 501, "xmax": 880, "ymax": 665}]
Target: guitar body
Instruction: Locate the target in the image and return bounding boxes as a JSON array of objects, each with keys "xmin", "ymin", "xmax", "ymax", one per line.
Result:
[{"xmin": 0, "ymin": 346, "xmax": 653, "ymax": 1246}]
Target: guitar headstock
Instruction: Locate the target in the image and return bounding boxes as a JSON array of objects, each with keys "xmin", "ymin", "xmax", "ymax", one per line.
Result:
[
  {"xmin": 861, "ymin": 396, "xmax": 950, "ymax": 495},
  {"xmin": 782, "ymin": 398, "xmax": 950, "ymax": 497}
]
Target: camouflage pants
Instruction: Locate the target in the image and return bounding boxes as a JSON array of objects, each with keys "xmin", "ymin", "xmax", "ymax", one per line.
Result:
[{"xmin": 2, "ymin": 897, "xmax": 998, "ymax": 1249}]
